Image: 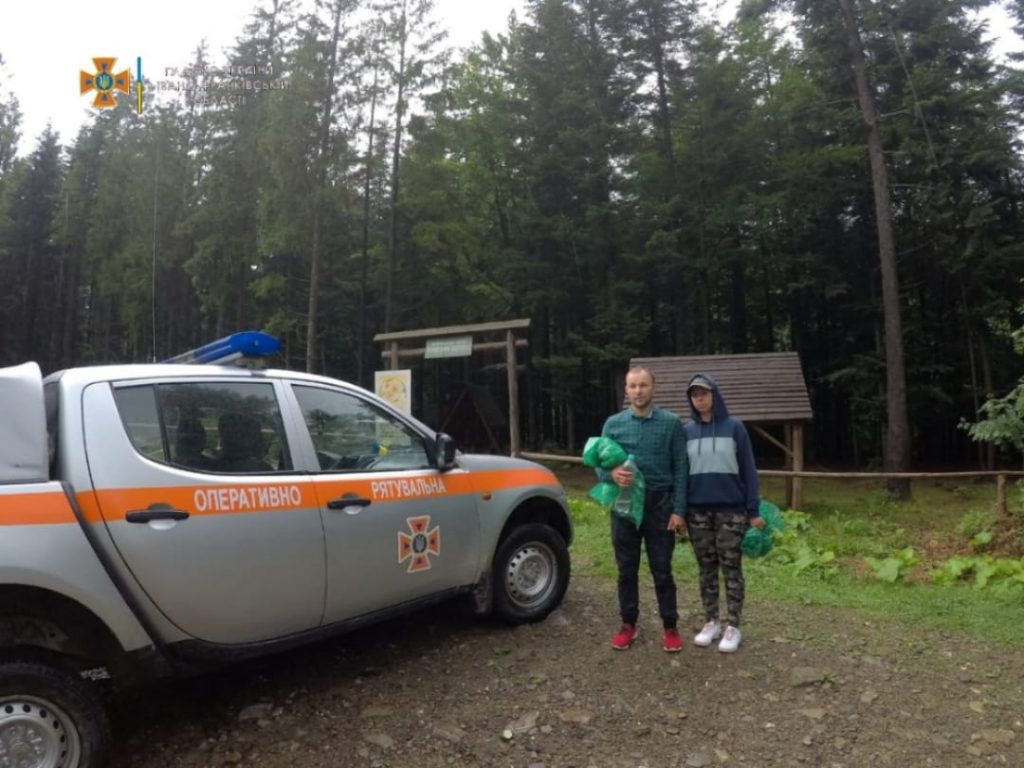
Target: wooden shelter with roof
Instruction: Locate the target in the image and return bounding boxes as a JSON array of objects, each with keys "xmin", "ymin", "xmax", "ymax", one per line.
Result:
[{"xmin": 630, "ymin": 352, "xmax": 813, "ymax": 509}]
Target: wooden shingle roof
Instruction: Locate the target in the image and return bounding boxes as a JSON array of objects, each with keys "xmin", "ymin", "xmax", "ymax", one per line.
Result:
[{"xmin": 629, "ymin": 352, "xmax": 813, "ymax": 425}]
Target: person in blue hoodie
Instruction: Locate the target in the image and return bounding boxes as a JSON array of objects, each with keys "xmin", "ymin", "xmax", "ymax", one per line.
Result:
[{"xmin": 684, "ymin": 373, "xmax": 764, "ymax": 653}]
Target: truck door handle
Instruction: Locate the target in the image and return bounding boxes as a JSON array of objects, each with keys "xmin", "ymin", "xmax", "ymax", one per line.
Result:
[
  {"xmin": 126, "ymin": 504, "xmax": 191, "ymax": 523},
  {"xmin": 326, "ymin": 494, "xmax": 372, "ymax": 511}
]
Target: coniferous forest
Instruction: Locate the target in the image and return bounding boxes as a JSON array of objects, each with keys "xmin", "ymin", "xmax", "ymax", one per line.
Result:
[{"xmin": 1, "ymin": 0, "xmax": 1022, "ymax": 469}]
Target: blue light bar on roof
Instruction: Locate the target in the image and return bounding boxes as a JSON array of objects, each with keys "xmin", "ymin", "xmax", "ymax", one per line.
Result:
[{"xmin": 163, "ymin": 331, "xmax": 281, "ymax": 365}]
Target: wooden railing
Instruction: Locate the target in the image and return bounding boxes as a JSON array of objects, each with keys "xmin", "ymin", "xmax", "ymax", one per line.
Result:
[{"xmin": 518, "ymin": 451, "xmax": 1024, "ymax": 514}]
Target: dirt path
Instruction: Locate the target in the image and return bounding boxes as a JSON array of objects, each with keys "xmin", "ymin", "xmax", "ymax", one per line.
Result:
[{"xmin": 109, "ymin": 575, "xmax": 1023, "ymax": 768}]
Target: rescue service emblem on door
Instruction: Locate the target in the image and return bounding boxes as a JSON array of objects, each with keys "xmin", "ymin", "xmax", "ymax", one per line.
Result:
[{"xmin": 398, "ymin": 515, "xmax": 441, "ymax": 573}]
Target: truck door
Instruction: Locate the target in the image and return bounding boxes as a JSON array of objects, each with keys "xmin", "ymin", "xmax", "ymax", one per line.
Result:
[
  {"xmin": 82, "ymin": 378, "xmax": 325, "ymax": 644},
  {"xmin": 286, "ymin": 384, "xmax": 480, "ymax": 624}
]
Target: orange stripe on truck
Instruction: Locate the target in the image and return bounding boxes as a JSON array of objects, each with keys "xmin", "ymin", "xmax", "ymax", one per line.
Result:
[
  {"xmin": 70, "ymin": 467, "xmax": 560, "ymax": 522},
  {"xmin": 0, "ymin": 490, "xmax": 78, "ymax": 525},
  {"xmin": 83, "ymin": 483, "xmax": 318, "ymax": 519},
  {"xmin": 75, "ymin": 491, "xmax": 104, "ymax": 524},
  {"xmin": 320, "ymin": 467, "xmax": 559, "ymax": 502},
  {"xmin": 467, "ymin": 468, "xmax": 561, "ymax": 492}
]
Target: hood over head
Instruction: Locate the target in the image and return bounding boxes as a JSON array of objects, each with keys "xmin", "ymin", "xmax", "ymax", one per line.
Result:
[{"xmin": 687, "ymin": 371, "xmax": 730, "ymax": 422}]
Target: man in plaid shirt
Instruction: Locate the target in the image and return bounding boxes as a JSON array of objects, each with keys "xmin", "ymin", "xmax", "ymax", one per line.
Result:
[{"xmin": 599, "ymin": 366, "xmax": 688, "ymax": 652}]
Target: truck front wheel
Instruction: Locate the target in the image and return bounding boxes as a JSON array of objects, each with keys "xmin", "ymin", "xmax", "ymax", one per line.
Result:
[
  {"xmin": 0, "ymin": 660, "xmax": 109, "ymax": 768},
  {"xmin": 492, "ymin": 523, "xmax": 570, "ymax": 624}
]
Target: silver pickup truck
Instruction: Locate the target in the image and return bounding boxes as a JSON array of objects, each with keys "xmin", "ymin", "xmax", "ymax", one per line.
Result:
[{"xmin": 0, "ymin": 358, "xmax": 571, "ymax": 768}]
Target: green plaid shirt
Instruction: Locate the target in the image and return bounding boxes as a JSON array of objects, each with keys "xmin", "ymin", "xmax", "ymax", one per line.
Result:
[{"xmin": 598, "ymin": 405, "xmax": 688, "ymax": 514}]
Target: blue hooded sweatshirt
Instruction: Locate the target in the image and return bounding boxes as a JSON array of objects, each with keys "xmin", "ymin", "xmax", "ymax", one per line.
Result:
[{"xmin": 684, "ymin": 372, "xmax": 760, "ymax": 517}]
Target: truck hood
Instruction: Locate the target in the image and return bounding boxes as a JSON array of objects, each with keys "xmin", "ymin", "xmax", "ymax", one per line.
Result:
[
  {"xmin": 455, "ymin": 454, "xmax": 566, "ymax": 503},
  {"xmin": 455, "ymin": 453, "xmax": 560, "ymax": 478}
]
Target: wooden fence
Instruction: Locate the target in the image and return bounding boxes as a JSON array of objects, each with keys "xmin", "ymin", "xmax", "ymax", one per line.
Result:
[{"xmin": 519, "ymin": 451, "xmax": 1024, "ymax": 514}]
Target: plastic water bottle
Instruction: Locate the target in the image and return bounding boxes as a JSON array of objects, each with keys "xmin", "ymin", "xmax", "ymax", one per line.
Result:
[{"xmin": 614, "ymin": 456, "xmax": 636, "ymax": 515}]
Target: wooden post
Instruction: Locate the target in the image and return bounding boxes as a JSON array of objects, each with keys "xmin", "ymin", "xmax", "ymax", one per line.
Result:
[
  {"xmin": 506, "ymin": 330, "xmax": 521, "ymax": 456},
  {"xmin": 784, "ymin": 424, "xmax": 794, "ymax": 508},
  {"xmin": 389, "ymin": 342, "xmax": 399, "ymax": 370},
  {"xmin": 792, "ymin": 423, "xmax": 804, "ymax": 510},
  {"xmin": 996, "ymin": 473, "xmax": 1008, "ymax": 517}
]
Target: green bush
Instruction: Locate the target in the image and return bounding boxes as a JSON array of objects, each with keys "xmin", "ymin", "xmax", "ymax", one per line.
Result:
[
  {"xmin": 930, "ymin": 555, "xmax": 1024, "ymax": 592},
  {"xmin": 970, "ymin": 530, "xmax": 994, "ymax": 551},
  {"xmin": 863, "ymin": 547, "xmax": 919, "ymax": 583},
  {"xmin": 841, "ymin": 518, "xmax": 874, "ymax": 537},
  {"xmin": 765, "ymin": 513, "xmax": 839, "ymax": 579},
  {"xmin": 956, "ymin": 507, "xmax": 997, "ymax": 539},
  {"xmin": 781, "ymin": 509, "xmax": 811, "ymax": 533}
]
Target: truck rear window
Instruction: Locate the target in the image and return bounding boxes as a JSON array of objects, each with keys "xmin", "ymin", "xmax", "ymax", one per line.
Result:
[
  {"xmin": 112, "ymin": 381, "xmax": 292, "ymax": 474},
  {"xmin": 44, "ymin": 381, "xmax": 58, "ymax": 476}
]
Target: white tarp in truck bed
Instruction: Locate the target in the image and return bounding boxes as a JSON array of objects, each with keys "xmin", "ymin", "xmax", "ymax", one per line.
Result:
[{"xmin": 0, "ymin": 362, "xmax": 48, "ymax": 482}]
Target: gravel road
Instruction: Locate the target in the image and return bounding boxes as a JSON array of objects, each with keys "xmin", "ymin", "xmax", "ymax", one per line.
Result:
[{"xmin": 109, "ymin": 574, "xmax": 1023, "ymax": 767}]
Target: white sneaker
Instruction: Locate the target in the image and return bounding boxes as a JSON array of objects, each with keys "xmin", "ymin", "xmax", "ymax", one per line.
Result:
[
  {"xmin": 718, "ymin": 625, "xmax": 741, "ymax": 653},
  {"xmin": 693, "ymin": 620, "xmax": 722, "ymax": 647}
]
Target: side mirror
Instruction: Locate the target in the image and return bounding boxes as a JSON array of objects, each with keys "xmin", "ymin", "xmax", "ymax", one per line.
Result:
[{"xmin": 435, "ymin": 432, "xmax": 457, "ymax": 471}]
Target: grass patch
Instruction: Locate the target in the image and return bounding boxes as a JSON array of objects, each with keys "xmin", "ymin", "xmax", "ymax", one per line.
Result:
[
  {"xmin": 559, "ymin": 466, "xmax": 1023, "ymax": 647},
  {"xmin": 745, "ymin": 562, "xmax": 1024, "ymax": 646},
  {"xmin": 567, "ymin": 494, "xmax": 618, "ymax": 580}
]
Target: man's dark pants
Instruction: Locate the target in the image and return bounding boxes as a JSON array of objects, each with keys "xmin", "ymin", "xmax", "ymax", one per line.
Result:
[{"xmin": 611, "ymin": 489, "xmax": 677, "ymax": 628}]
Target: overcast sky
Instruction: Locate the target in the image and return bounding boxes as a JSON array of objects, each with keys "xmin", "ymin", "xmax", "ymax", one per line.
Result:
[
  {"xmin": 1, "ymin": 0, "xmax": 526, "ymax": 152},
  {"xmin": 1, "ymin": 0, "xmax": 1020, "ymax": 154}
]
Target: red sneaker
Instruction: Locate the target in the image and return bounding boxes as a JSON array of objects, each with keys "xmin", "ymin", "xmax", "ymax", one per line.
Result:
[
  {"xmin": 662, "ymin": 627, "xmax": 683, "ymax": 653},
  {"xmin": 611, "ymin": 623, "xmax": 638, "ymax": 650}
]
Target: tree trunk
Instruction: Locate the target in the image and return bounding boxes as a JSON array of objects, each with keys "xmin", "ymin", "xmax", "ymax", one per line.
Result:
[
  {"xmin": 306, "ymin": 0, "xmax": 345, "ymax": 373},
  {"xmin": 696, "ymin": 113, "xmax": 710, "ymax": 353},
  {"xmin": 306, "ymin": 208, "xmax": 322, "ymax": 373},
  {"xmin": 961, "ymin": 283, "xmax": 985, "ymax": 469},
  {"xmin": 760, "ymin": 242, "xmax": 774, "ymax": 352},
  {"xmin": 837, "ymin": 0, "xmax": 911, "ymax": 499},
  {"xmin": 384, "ymin": 0, "xmax": 408, "ymax": 334},
  {"xmin": 979, "ymin": 336, "xmax": 995, "ymax": 470},
  {"xmin": 357, "ymin": 62, "xmax": 380, "ymax": 387},
  {"xmin": 730, "ymin": 258, "xmax": 748, "ymax": 353},
  {"xmin": 648, "ymin": 12, "xmax": 676, "ymax": 189}
]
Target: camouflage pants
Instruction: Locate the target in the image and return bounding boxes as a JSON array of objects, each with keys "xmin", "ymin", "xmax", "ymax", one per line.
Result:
[{"xmin": 687, "ymin": 506, "xmax": 747, "ymax": 627}]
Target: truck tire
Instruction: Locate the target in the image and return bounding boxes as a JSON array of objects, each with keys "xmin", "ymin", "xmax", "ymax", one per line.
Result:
[
  {"xmin": 0, "ymin": 660, "xmax": 109, "ymax": 768},
  {"xmin": 492, "ymin": 523, "xmax": 570, "ymax": 624}
]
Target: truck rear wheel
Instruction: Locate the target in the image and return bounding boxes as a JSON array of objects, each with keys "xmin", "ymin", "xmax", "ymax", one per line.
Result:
[
  {"xmin": 492, "ymin": 523, "xmax": 570, "ymax": 624},
  {"xmin": 0, "ymin": 661, "xmax": 109, "ymax": 768}
]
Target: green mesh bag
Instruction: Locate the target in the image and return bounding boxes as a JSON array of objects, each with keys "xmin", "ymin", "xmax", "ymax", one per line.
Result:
[
  {"xmin": 587, "ymin": 480, "xmax": 620, "ymax": 507},
  {"xmin": 582, "ymin": 436, "xmax": 627, "ymax": 469},
  {"xmin": 582, "ymin": 436, "xmax": 645, "ymax": 528},
  {"xmin": 741, "ymin": 500, "xmax": 786, "ymax": 558}
]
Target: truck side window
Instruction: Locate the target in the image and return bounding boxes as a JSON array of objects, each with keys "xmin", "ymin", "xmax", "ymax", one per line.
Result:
[
  {"xmin": 292, "ymin": 385, "xmax": 430, "ymax": 472},
  {"xmin": 113, "ymin": 381, "xmax": 293, "ymax": 473},
  {"xmin": 113, "ymin": 386, "xmax": 167, "ymax": 463}
]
